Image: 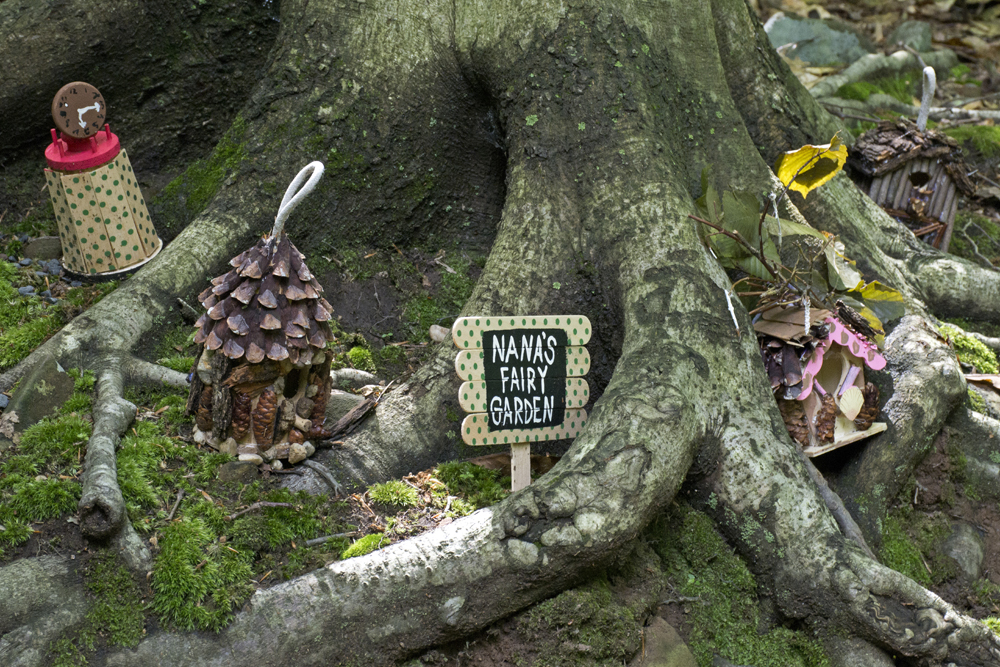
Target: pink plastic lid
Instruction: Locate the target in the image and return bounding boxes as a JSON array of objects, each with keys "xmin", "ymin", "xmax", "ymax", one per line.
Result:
[{"xmin": 44, "ymin": 125, "xmax": 120, "ymax": 172}]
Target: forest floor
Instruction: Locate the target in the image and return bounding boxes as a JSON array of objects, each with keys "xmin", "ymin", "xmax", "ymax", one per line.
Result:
[{"xmin": 3, "ymin": 0, "xmax": 1000, "ymax": 666}]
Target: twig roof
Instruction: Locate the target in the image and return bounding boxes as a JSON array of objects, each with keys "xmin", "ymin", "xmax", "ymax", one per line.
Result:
[
  {"xmin": 194, "ymin": 232, "xmax": 333, "ymax": 366},
  {"xmin": 848, "ymin": 119, "xmax": 975, "ymax": 195}
]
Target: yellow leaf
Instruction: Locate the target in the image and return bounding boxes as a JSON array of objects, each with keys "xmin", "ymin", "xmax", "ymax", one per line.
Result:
[{"xmin": 775, "ymin": 136, "xmax": 848, "ymax": 198}]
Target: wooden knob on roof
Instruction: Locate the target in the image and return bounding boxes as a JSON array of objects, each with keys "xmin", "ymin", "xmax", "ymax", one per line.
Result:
[{"xmin": 52, "ymin": 82, "xmax": 107, "ymax": 139}]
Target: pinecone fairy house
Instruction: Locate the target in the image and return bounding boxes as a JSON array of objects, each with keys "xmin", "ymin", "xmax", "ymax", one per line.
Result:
[{"xmin": 186, "ymin": 162, "xmax": 334, "ymax": 466}]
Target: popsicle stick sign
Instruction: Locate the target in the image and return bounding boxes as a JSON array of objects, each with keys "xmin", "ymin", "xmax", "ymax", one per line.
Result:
[{"xmin": 452, "ymin": 316, "xmax": 591, "ymax": 490}]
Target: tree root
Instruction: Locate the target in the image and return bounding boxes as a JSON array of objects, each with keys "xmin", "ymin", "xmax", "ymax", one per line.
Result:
[
  {"xmin": 820, "ymin": 94, "xmax": 1000, "ymax": 124},
  {"xmin": 78, "ymin": 364, "xmax": 136, "ymax": 541}
]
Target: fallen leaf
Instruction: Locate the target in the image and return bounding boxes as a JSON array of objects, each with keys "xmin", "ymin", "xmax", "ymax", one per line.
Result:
[{"xmin": 776, "ymin": 135, "xmax": 848, "ymax": 198}]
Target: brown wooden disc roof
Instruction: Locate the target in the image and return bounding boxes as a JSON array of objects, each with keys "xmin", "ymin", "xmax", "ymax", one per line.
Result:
[{"xmin": 194, "ymin": 233, "xmax": 333, "ymax": 366}]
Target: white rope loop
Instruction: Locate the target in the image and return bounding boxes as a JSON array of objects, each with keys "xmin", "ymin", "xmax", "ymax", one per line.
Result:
[
  {"xmin": 917, "ymin": 66, "xmax": 936, "ymax": 132},
  {"xmin": 271, "ymin": 161, "xmax": 325, "ymax": 238}
]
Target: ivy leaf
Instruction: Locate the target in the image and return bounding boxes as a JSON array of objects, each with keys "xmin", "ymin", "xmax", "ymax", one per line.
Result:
[
  {"xmin": 775, "ymin": 135, "xmax": 848, "ymax": 198},
  {"xmin": 722, "ymin": 190, "xmax": 761, "ymax": 249},
  {"xmin": 848, "ymin": 281, "xmax": 906, "ymax": 325},
  {"xmin": 824, "ymin": 238, "xmax": 862, "ymax": 292}
]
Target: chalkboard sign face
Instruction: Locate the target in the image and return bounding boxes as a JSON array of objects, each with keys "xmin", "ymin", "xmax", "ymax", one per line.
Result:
[{"xmin": 482, "ymin": 329, "xmax": 567, "ymax": 431}]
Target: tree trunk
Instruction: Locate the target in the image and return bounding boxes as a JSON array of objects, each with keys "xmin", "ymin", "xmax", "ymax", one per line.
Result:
[{"xmin": 4, "ymin": 0, "xmax": 1000, "ymax": 664}]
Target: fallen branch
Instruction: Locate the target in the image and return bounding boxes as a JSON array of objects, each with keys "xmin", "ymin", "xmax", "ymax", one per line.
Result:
[
  {"xmin": 225, "ymin": 501, "xmax": 297, "ymax": 521},
  {"xmin": 317, "ymin": 393, "xmax": 378, "ymax": 444},
  {"xmin": 166, "ymin": 489, "xmax": 185, "ymax": 521},
  {"xmin": 304, "ymin": 531, "xmax": 360, "ymax": 547},
  {"xmin": 820, "ymin": 94, "xmax": 1000, "ymax": 124},
  {"xmin": 809, "ymin": 49, "xmax": 957, "ymax": 99},
  {"xmin": 124, "ymin": 357, "xmax": 189, "ymax": 388}
]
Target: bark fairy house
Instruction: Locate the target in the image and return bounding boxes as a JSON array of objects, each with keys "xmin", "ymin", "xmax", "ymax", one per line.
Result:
[
  {"xmin": 849, "ymin": 118, "xmax": 974, "ymax": 252},
  {"xmin": 185, "ymin": 163, "xmax": 334, "ymax": 466}
]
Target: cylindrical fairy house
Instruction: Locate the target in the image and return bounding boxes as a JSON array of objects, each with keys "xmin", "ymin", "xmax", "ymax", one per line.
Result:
[
  {"xmin": 44, "ymin": 82, "xmax": 161, "ymax": 277},
  {"xmin": 185, "ymin": 163, "xmax": 334, "ymax": 467}
]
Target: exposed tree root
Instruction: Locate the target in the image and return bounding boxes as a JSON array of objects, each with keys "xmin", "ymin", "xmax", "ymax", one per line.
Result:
[{"xmin": 808, "ymin": 49, "xmax": 958, "ymax": 100}]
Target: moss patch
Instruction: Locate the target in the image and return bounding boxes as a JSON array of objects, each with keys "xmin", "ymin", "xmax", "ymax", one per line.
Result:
[
  {"xmin": 368, "ymin": 480, "xmax": 419, "ymax": 508},
  {"xmin": 836, "ymin": 71, "xmax": 920, "ymax": 105},
  {"xmin": 940, "ymin": 324, "xmax": 999, "ymax": 373},
  {"xmin": 434, "ymin": 461, "xmax": 509, "ymax": 508},
  {"xmin": 0, "ymin": 261, "xmax": 64, "ymax": 371},
  {"xmin": 943, "ymin": 125, "xmax": 1000, "ymax": 159},
  {"xmin": 654, "ymin": 505, "xmax": 828, "ymax": 667},
  {"xmin": 341, "ymin": 532, "xmax": 386, "ymax": 559}
]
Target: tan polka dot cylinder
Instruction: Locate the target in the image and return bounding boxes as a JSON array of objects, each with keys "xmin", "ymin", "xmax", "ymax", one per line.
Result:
[{"xmin": 45, "ymin": 148, "xmax": 160, "ymax": 275}]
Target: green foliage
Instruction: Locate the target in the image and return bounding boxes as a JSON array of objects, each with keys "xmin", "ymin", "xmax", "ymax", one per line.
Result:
[
  {"xmin": 836, "ymin": 72, "xmax": 919, "ymax": 105},
  {"xmin": 50, "ymin": 637, "xmax": 88, "ymax": 667},
  {"xmin": 943, "ymin": 125, "xmax": 1000, "ymax": 159},
  {"xmin": 435, "ymin": 461, "xmax": 509, "ymax": 508},
  {"xmin": 156, "ymin": 356, "xmax": 195, "ymax": 373},
  {"xmin": 654, "ymin": 506, "xmax": 828, "ymax": 667},
  {"xmin": 80, "ymin": 554, "xmax": 146, "ymax": 648},
  {"xmin": 347, "ymin": 346, "xmax": 376, "ymax": 373},
  {"xmin": 403, "ymin": 254, "xmax": 477, "ymax": 342},
  {"xmin": 341, "ymin": 532, "xmax": 386, "ymax": 559},
  {"xmin": 151, "ymin": 516, "xmax": 254, "ymax": 632},
  {"xmin": 984, "ymin": 617, "xmax": 1000, "ymax": 635},
  {"xmin": 368, "ymin": 480, "xmax": 419, "ymax": 508},
  {"xmin": 0, "ymin": 276, "xmax": 64, "ymax": 369},
  {"xmin": 880, "ymin": 514, "xmax": 931, "ymax": 586},
  {"xmin": 19, "ymin": 414, "xmax": 92, "ymax": 467},
  {"xmin": 940, "ymin": 324, "xmax": 999, "ymax": 373}
]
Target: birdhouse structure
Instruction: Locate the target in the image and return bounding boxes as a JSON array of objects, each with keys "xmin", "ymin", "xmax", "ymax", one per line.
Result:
[
  {"xmin": 186, "ymin": 163, "xmax": 334, "ymax": 467},
  {"xmin": 756, "ymin": 306, "xmax": 886, "ymax": 457},
  {"xmin": 849, "ymin": 118, "xmax": 974, "ymax": 252},
  {"xmin": 44, "ymin": 82, "xmax": 161, "ymax": 276}
]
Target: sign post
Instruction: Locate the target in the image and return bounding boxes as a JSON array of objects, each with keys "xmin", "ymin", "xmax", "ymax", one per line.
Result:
[{"xmin": 452, "ymin": 315, "xmax": 591, "ymax": 490}]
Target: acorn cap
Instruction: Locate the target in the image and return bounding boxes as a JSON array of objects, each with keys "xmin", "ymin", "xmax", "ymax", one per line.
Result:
[{"xmin": 194, "ymin": 233, "xmax": 333, "ymax": 366}]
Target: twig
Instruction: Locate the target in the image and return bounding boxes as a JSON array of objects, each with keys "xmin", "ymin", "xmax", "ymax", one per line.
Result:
[
  {"xmin": 166, "ymin": 489, "xmax": 185, "ymax": 521},
  {"xmin": 299, "ymin": 459, "xmax": 344, "ymax": 496},
  {"xmin": 688, "ymin": 214, "xmax": 780, "ymax": 280},
  {"xmin": 304, "ymin": 531, "xmax": 360, "ymax": 547},
  {"xmin": 225, "ymin": 501, "xmax": 297, "ymax": 521},
  {"xmin": 176, "ymin": 298, "xmax": 201, "ymax": 322}
]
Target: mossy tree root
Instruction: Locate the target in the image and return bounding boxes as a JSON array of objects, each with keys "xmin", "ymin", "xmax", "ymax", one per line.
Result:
[{"xmin": 78, "ymin": 364, "xmax": 136, "ymax": 541}]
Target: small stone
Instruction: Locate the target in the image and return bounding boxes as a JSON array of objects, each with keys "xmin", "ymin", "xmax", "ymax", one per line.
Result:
[
  {"xmin": 304, "ymin": 441, "xmax": 315, "ymax": 457},
  {"xmin": 45, "ymin": 259, "xmax": 62, "ymax": 275},
  {"xmin": 238, "ymin": 453, "xmax": 264, "ymax": 465},
  {"xmin": 218, "ymin": 460, "xmax": 259, "ymax": 483},
  {"xmin": 305, "ymin": 384, "xmax": 319, "ymax": 398},
  {"xmin": 23, "ymin": 236, "xmax": 63, "ymax": 261},
  {"xmin": 35, "ymin": 474, "xmax": 47, "ymax": 482},
  {"xmin": 218, "ymin": 438, "xmax": 238, "ymax": 456},
  {"xmin": 44, "ymin": 297, "xmax": 59, "ymax": 304},
  {"xmin": 17, "ymin": 233, "xmax": 29, "ymax": 243},
  {"xmin": 40, "ymin": 290, "xmax": 51, "ymax": 298},
  {"xmin": 237, "ymin": 443, "xmax": 260, "ymax": 457},
  {"xmin": 193, "ymin": 428, "xmax": 209, "ymax": 445},
  {"xmin": 288, "ymin": 443, "xmax": 309, "ymax": 464},
  {"xmin": 264, "ymin": 443, "xmax": 290, "ymax": 460},
  {"xmin": 429, "ymin": 324, "xmax": 450, "ymax": 343},
  {"xmin": 17, "ymin": 286, "xmax": 35, "ymax": 296},
  {"xmin": 18, "ymin": 258, "xmax": 31, "ymax": 266},
  {"xmin": 35, "ymin": 271, "xmax": 48, "ymax": 278},
  {"xmin": 271, "ymin": 459, "xmax": 283, "ymax": 471},
  {"xmin": 70, "ymin": 281, "xmax": 83, "ymax": 287},
  {"xmin": 888, "ymin": 20, "xmax": 932, "ymax": 53},
  {"xmin": 196, "ymin": 350, "xmax": 214, "ymax": 384},
  {"xmin": 296, "ymin": 397, "xmax": 314, "ymax": 418},
  {"xmin": 0, "ymin": 395, "xmax": 8, "ymax": 410},
  {"xmin": 312, "ymin": 351, "xmax": 326, "ymax": 365}
]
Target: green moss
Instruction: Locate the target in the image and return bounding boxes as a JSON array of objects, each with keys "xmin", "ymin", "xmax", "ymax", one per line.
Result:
[
  {"xmin": 151, "ymin": 516, "xmax": 254, "ymax": 632},
  {"xmin": 880, "ymin": 514, "xmax": 931, "ymax": 586},
  {"xmin": 156, "ymin": 355, "xmax": 196, "ymax": 373},
  {"xmin": 836, "ymin": 72, "xmax": 919, "ymax": 105},
  {"xmin": 969, "ymin": 388, "xmax": 988, "ymax": 414},
  {"xmin": 940, "ymin": 324, "xmax": 999, "ymax": 373},
  {"xmin": 435, "ymin": 461, "xmax": 509, "ymax": 508},
  {"xmin": 0, "ymin": 304, "xmax": 64, "ymax": 371},
  {"xmin": 984, "ymin": 616, "xmax": 1000, "ymax": 635},
  {"xmin": 517, "ymin": 578, "xmax": 642, "ymax": 666},
  {"xmin": 152, "ymin": 115, "xmax": 249, "ymax": 223},
  {"xmin": 79, "ymin": 554, "xmax": 146, "ymax": 648},
  {"xmin": 943, "ymin": 125, "xmax": 1000, "ymax": 159},
  {"xmin": 50, "ymin": 637, "xmax": 88, "ymax": 667},
  {"xmin": 347, "ymin": 346, "xmax": 376, "ymax": 373},
  {"xmin": 654, "ymin": 506, "xmax": 828, "ymax": 667},
  {"xmin": 368, "ymin": 480, "xmax": 419, "ymax": 508},
  {"xmin": 402, "ymin": 253, "xmax": 477, "ymax": 342},
  {"xmin": 19, "ymin": 414, "xmax": 92, "ymax": 467},
  {"xmin": 341, "ymin": 532, "xmax": 386, "ymax": 559}
]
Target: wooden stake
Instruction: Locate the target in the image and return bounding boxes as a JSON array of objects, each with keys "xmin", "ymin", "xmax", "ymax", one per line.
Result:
[{"xmin": 510, "ymin": 442, "xmax": 531, "ymax": 491}]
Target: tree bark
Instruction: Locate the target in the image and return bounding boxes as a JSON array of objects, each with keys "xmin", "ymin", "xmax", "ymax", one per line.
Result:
[{"xmin": 4, "ymin": 0, "xmax": 1000, "ymax": 664}]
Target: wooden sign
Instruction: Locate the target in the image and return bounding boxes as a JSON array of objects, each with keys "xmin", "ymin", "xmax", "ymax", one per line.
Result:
[{"xmin": 452, "ymin": 316, "xmax": 591, "ymax": 490}]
